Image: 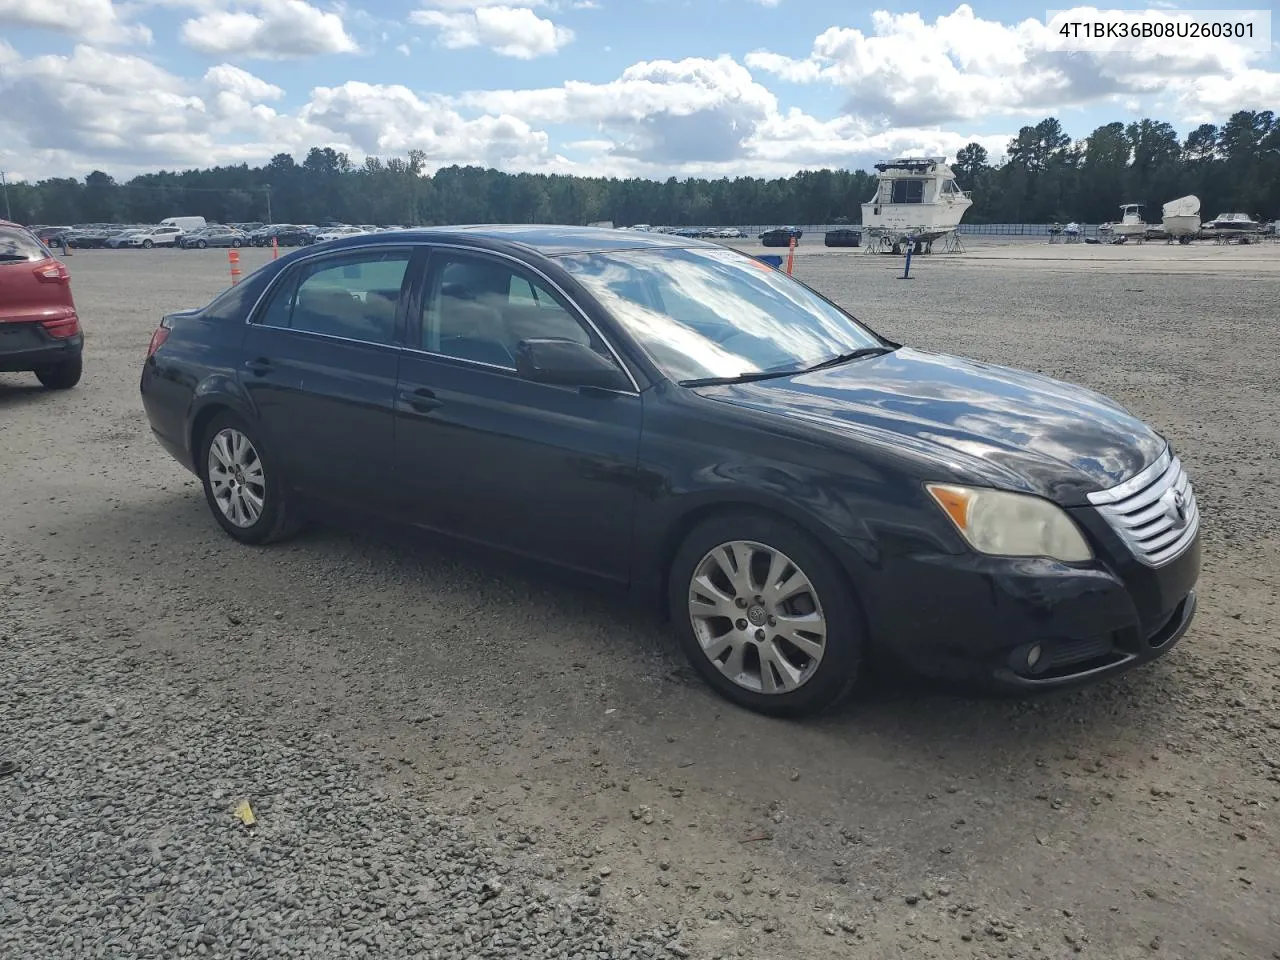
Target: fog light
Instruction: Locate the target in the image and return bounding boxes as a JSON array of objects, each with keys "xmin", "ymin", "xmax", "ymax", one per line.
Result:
[{"xmin": 1026, "ymin": 643, "xmax": 1043, "ymax": 671}]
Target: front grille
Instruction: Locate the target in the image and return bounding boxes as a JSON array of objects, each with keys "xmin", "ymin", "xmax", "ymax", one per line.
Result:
[{"xmin": 1086, "ymin": 449, "xmax": 1199, "ymax": 567}]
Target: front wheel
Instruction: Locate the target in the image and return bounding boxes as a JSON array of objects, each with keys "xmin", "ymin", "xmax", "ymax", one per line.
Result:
[
  {"xmin": 197, "ymin": 239, "xmax": 207, "ymax": 248},
  {"xmin": 35, "ymin": 356, "xmax": 82, "ymax": 390},
  {"xmin": 232, "ymin": 239, "xmax": 242, "ymax": 247},
  {"xmin": 199, "ymin": 412, "xmax": 303, "ymax": 545},
  {"xmin": 668, "ymin": 512, "xmax": 864, "ymax": 717},
  {"xmin": 142, "ymin": 239, "xmax": 153, "ymax": 249}
]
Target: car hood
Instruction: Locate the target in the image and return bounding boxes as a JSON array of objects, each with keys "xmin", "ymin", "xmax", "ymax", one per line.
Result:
[{"xmin": 695, "ymin": 347, "xmax": 1166, "ymax": 502}]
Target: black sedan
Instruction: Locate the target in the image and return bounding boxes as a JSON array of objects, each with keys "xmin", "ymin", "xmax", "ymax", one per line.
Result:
[{"xmin": 139, "ymin": 226, "xmax": 1200, "ymax": 716}]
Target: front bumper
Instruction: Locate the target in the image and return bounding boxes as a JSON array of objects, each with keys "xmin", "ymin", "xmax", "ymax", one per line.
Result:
[{"xmin": 848, "ymin": 526, "xmax": 1201, "ymax": 692}]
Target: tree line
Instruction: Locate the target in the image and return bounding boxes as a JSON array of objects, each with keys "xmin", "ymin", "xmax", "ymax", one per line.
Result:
[{"xmin": 5, "ymin": 110, "xmax": 1276, "ymax": 228}]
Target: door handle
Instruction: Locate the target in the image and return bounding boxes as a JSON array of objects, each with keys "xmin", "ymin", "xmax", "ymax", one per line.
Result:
[
  {"xmin": 244, "ymin": 357, "xmax": 273, "ymax": 376},
  {"xmin": 402, "ymin": 386, "xmax": 442, "ymax": 413}
]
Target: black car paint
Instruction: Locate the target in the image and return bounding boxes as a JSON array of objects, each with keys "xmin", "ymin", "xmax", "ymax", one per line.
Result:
[{"xmin": 140, "ymin": 226, "xmax": 1199, "ymax": 691}]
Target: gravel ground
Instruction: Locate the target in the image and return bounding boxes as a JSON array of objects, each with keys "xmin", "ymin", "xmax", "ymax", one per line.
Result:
[{"xmin": 2, "ymin": 242, "xmax": 1278, "ymax": 960}]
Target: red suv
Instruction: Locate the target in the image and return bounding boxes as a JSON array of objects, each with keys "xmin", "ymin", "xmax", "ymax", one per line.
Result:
[{"xmin": 0, "ymin": 220, "xmax": 83, "ymax": 389}]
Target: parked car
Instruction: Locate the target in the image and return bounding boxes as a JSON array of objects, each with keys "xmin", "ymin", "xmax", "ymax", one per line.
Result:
[
  {"xmin": 117, "ymin": 225, "xmax": 183, "ymax": 248},
  {"xmin": 139, "ymin": 226, "xmax": 1200, "ymax": 717},
  {"xmin": 314, "ymin": 225, "xmax": 367, "ymax": 242},
  {"xmin": 180, "ymin": 226, "xmax": 246, "ymax": 249},
  {"xmin": 161, "ymin": 216, "xmax": 207, "ymax": 233},
  {"xmin": 252, "ymin": 225, "xmax": 314, "ymax": 247},
  {"xmin": 760, "ymin": 227, "xmax": 802, "ymax": 247},
  {"xmin": 824, "ymin": 228, "xmax": 861, "ymax": 248},
  {"xmin": 63, "ymin": 228, "xmax": 112, "ymax": 248},
  {"xmin": 0, "ymin": 220, "xmax": 83, "ymax": 389},
  {"xmin": 105, "ymin": 229, "xmax": 144, "ymax": 249}
]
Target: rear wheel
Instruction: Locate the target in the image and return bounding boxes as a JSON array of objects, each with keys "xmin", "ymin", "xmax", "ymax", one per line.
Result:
[
  {"xmin": 668, "ymin": 511, "xmax": 864, "ymax": 717},
  {"xmin": 199, "ymin": 412, "xmax": 303, "ymax": 544},
  {"xmin": 34, "ymin": 356, "xmax": 82, "ymax": 390},
  {"xmin": 197, "ymin": 239, "xmax": 207, "ymax": 249},
  {"xmin": 231, "ymin": 239, "xmax": 242, "ymax": 247}
]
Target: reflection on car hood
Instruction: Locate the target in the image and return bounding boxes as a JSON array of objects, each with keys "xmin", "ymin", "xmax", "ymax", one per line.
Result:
[{"xmin": 695, "ymin": 347, "xmax": 1166, "ymax": 501}]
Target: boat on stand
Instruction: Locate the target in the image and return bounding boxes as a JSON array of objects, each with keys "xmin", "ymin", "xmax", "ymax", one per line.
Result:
[
  {"xmin": 860, "ymin": 156, "xmax": 973, "ymax": 254},
  {"xmin": 1161, "ymin": 195, "xmax": 1201, "ymax": 244},
  {"xmin": 1110, "ymin": 203, "xmax": 1150, "ymax": 241},
  {"xmin": 1203, "ymin": 212, "xmax": 1263, "ymax": 242}
]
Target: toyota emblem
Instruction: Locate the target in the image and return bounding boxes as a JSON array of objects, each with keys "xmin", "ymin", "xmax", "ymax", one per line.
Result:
[{"xmin": 1166, "ymin": 488, "xmax": 1187, "ymax": 526}]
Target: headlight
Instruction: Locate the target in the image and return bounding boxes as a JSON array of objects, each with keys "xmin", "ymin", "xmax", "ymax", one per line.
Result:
[{"xmin": 926, "ymin": 483, "xmax": 1093, "ymax": 562}]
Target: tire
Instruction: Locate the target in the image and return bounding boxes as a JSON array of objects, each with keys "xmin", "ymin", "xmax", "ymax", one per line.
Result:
[
  {"xmin": 667, "ymin": 511, "xmax": 864, "ymax": 717},
  {"xmin": 142, "ymin": 239, "xmax": 153, "ymax": 249},
  {"xmin": 198, "ymin": 412, "xmax": 304, "ymax": 545},
  {"xmin": 197, "ymin": 239, "xmax": 207, "ymax": 249},
  {"xmin": 34, "ymin": 356, "xmax": 82, "ymax": 390},
  {"xmin": 232, "ymin": 239, "xmax": 242, "ymax": 247}
]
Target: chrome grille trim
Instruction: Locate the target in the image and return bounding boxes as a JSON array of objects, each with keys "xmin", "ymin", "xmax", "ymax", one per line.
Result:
[{"xmin": 1086, "ymin": 449, "xmax": 1199, "ymax": 567}]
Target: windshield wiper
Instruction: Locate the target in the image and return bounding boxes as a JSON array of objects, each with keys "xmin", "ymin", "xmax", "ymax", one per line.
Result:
[
  {"xmin": 679, "ymin": 367, "xmax": 801, "ymax": 387},
  {"xmin": 801, "ymin": 345, "xmax": 893, "ymax": 373},
  {"xmin": 0, "ymin": 253, "xmax": 30, "ymax": 262}
]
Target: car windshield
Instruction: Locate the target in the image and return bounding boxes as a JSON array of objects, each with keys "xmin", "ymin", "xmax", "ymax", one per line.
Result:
[{"xmin": 557, "ymin": 246, "xmax": 884, "ymax": 383}]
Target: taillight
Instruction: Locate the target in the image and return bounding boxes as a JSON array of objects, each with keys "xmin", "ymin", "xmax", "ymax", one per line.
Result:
[
  {"xmin": 35, "ymin": 261, "xmax": 71, "ymax": 283},
  {"xmin": 41, "ymin": 316, "xmax": 81, "ymax": 338},
  {"xmin": 147, "ymin": 324, "xmax": 171, "ymax": 358}
]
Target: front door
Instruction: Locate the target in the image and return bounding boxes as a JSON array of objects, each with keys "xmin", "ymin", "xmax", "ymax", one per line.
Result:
[
  {"xmin": 393, "ymin": 249, "xmax": 643, "ymax": 582},
  {"xmin": 239, "ymin": 247, "xmax": 413, "ymax": 509}
]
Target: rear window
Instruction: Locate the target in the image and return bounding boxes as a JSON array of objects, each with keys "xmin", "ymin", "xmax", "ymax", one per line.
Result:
[{"xmin": 0, "ymin": 225, "xmax": 52, "ymax": 262}]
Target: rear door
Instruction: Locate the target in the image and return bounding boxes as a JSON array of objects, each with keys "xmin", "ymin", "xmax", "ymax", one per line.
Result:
[{"xmin": 239, "ymin": 246, "xmax": 415, "ymax": 510}]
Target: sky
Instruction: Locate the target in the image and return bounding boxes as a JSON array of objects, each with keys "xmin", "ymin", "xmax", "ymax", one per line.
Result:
[{"xmin": 0, "ymin": 0, "xmax": 1276, "ymax": 183}]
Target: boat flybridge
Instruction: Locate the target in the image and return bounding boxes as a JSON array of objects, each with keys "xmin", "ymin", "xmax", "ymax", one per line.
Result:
[{"xmin": 861, "ymin": 157, "xmax": 973, "ymax": 251}]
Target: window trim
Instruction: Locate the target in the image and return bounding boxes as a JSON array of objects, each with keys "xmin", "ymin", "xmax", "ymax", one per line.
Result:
[
  {"xmin": 244, "ymin": 240, "xmax": 642, "ymax": 393},
  {"xmin": 408, "ymin": 243, "xmax": 641, "ymax": 395},
  {"xmin": 246, "ymin": 244, "xmax": 418, "ymax": 349}
]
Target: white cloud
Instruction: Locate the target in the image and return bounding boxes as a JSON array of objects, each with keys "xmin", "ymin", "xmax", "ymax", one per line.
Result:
[
  {"xmin": 181, "ymin": 0, "xmax": 358, "ymax": 59},
  {"xmin": 414, "ymin": 0, "xmax": 550, "ymax": 7},
  {"xmin": 203, "ymin": 64, "xmax": 284, "ymax": 102},
  {"xmin": 301, "ymin": 80, "xmax": 555, "ymax": 169},
  {"xmin": 0, "ymin": 0, "xmax": 152, "ymax": 44},
  {"xmin": 745, "ymin": 4, "xmax": 1279, "ymax": 126},
  {"xmin": 411, "ymin": 5, "xmax": 573, "ymax": 58}
]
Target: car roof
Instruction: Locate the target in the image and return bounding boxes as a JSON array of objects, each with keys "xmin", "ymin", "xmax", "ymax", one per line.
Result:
[{"xmin": 323, "ymin": 224, "xmax": 719, "ymax": 257}]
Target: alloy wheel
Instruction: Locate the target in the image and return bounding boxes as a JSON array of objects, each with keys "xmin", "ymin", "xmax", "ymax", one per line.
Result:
[
  {"xmin": 687, "ymin": 540, "xmax": 827, "ymax": 695},
  {"xmin": 206, "ymin": 428, "xmax": 266, "ymax": 528}
]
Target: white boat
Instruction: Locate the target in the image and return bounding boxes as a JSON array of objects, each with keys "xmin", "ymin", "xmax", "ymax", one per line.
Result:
[
  {"xmin": 861, "ymin": 156, "xmax": 972, "ymax": 244},
  {"xmin": 1161, "ymin": 195, "xmax": 1201, "ymax": 243},
  {"xmin": 1111, "ymin": 203, "xmax": 1149, "ymax": 238}
]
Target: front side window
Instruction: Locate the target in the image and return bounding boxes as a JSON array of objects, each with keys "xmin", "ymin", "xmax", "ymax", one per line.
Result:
[
  {"xmin": 557, "ymin": 246, "xmax": 883, "ymax": 383},
  {"xmin": 419, "ymin": 254, "xmax": 600, "ymax": 368},
  {"xmin": 254, "ymin": 251, "xmax": 410, "ymax": 344}
]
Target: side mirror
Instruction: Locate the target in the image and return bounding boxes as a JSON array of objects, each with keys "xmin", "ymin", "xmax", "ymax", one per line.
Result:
[{"xmin": 515, "ymin": 338, "xmax": 629, "ymax": 391}]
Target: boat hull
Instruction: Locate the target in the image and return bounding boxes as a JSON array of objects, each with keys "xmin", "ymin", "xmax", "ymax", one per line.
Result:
[
  {"xmin": 1161, "ymin": 214, "xmax": 1200, "ymax": 237},
  {"xmin": 860, "ymin": 199, "xmax": 972, "ymax": 240}
]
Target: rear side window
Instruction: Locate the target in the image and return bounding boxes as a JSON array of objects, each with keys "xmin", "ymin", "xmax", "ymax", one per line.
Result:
[
  {"xmin": 0, "ymin": 225, "xmax": 52, "ymax": 262},
  {"xmin": 254, "ymin": 250, "xmax": 410, "ymax": 345},
  {"xmin": 201, "ymin": 270, "xmax": 272, "ymax": 323}
]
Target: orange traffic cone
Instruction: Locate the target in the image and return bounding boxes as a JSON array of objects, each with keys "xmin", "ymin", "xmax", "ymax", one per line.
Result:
[{"xmin": 228, "ymin": 249, "xmax": 242, "ymax": 285}]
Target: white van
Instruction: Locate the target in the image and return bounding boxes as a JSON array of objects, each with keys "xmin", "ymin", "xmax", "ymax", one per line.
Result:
[{"xmin": 160, "ymin": 216, "xmax": 207, "ymax": 233}]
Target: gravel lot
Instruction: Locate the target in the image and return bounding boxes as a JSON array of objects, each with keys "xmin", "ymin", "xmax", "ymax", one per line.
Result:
[{"xmin": 2, "ymin": 241, "xmax": 1278, "ymax": 960}]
